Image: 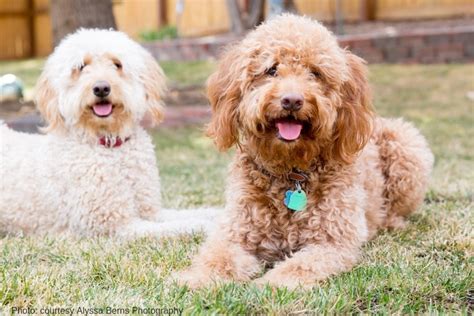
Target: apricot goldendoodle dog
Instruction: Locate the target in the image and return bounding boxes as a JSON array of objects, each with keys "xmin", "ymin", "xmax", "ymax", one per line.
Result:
[{"xmin": 177, "ymin": 15, "xmax": 434, "ymax": 289}]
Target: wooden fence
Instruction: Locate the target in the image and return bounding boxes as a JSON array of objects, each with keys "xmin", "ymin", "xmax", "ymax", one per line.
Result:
[
  {"xmin": 168, "ymin": 0, "xmax": 473, "ymax": 36},
  {"xmin": 376, "ymin": 0, "xmax": 474, "ymax": 19},
  {"xmin": 1, "ymin": 0, "xmax": 473, "ymax": 59},
  {"xmin": 0, "ymin": 0, "xmax": 161, "ymax": 60},
  {"xmin": 0, "ymin": 0, "xmax": 51, "ymax": 60}
]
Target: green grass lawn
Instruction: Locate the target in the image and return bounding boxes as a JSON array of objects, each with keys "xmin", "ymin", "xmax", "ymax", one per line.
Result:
[{"xmin": 1, "ymin": 63, "xmax": 473, "ymax": 314}]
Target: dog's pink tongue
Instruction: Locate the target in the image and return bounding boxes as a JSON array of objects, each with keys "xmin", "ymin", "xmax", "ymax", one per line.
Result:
[
  {"xmin": 276, "ymin": 121, "xmax": 303, "ymax": 140},
  {"xmin": 92, "ymin": 103, "xmax": 112, "ymax": 116}
]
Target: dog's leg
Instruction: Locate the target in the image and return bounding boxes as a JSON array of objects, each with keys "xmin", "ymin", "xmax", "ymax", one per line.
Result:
[
  {"xmin": 134, "ymin": 184, "xmax": 162, "ymax": 221},
  {"xmin": 157, "ymin": 207, "xmax": 222, "ymax": 222},
  {"xmin": 253, "ymin": 243, "xmax": 360, "ymax": 289},
  {"xmin": 117, "ymin": 218, "xmax": 213, "ymax": 239},
  {"xmin": 174, "ymin": 234, "xmax": 263, "ymax": 289},
  {"xmin": 130, "ymin": 143, "xmax": 163, "ymax": 221},
  {"xmin": 375, "ymin": 118, "xmax": 434, "ymax": 229},
  {"xmin": 151, "ymin": 208, "xmax": 221, "ymax": 236}
]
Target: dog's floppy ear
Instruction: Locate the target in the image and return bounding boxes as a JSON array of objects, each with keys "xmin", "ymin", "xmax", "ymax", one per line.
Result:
[
  {"xmin": 332, "ymin": 52, "xmax": 374, "ymax": 163},
  {"xmin": 140, "ymin": 53, "xmax": 166, "ymax": 126},
  {"xmin": 35, "ymin": 72, "xmax": 64, "ymax": 133},
  {"xmin": 206, "ymin": 46, "xmax": 243, "ymax": 151}
]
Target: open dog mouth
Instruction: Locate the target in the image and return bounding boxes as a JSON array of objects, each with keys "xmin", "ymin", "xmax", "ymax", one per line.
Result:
[
  {"xmin": 274, "ymin": 116, "xmax": 309, "ymax": 141},
  {"xmin": 91, "ymin": 100, "xmax": 114, "ymax": 118}
]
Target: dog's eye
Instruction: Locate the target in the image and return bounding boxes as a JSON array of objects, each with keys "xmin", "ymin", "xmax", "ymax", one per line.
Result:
[
  {"xmin": 78, "ymin": 64, "xmax": 86, "ymax": 71},
  {"xmin": 114, "ymin": 61, "xmax": 122, "ymax": 70},
  {"xmin": 266, "ymin": 65, "xmax": 278, "ymax": 77},
  {"xmin": 311, "ymin": 70, "xmax": 322, "ymax": 80}
]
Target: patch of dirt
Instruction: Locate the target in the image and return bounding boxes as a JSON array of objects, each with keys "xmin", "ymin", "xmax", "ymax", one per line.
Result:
[{"xmin": 165, "ymin": 84, "xmax": 207, "ymax": 106}]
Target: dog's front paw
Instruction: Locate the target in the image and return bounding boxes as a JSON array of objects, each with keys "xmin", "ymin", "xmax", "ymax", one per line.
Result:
[
  {"xmin": 172, "ymin": 268, "xmax": 220, "ymax": 289},
  {"xmin": 253, "ymin": 268, "xmax": 311, "ymax": 290}
]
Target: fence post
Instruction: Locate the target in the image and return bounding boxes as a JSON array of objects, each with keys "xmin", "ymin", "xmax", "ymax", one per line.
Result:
[{"xmin": 27, "ymin": 0, "xmax": 36, "ymax": 57}]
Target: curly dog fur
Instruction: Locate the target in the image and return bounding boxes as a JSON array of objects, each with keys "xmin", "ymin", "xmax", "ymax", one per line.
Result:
[
  {"xmin": 0, "ymin": 29, "xmax": 215, "ymax": 237},
  {"xmin": 177, "ymin": 15, "xmax": 434, "ymax": 289}
]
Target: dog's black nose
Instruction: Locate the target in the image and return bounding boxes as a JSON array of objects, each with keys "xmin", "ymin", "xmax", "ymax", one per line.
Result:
[
  {"xmin": 281, "ymin": 93, "xmax": 304, "ymax": 111},
  {"xmin": 93, "ymin": 81, "xmax": 111, "ymax": 98}
]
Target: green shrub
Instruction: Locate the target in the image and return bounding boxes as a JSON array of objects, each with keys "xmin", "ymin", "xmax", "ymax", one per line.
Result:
[{"xmin": 139, "ymin": 26, "xmax": 178, "ymax": 42}]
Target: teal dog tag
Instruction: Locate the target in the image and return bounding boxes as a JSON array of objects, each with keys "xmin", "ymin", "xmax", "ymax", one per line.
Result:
[
  {"xmin": 288, "ymin": 189, "xmax": 307, "ymax": 211},
  {"xmin": 283, "ymin": 181, "xmax": 307, "ymax": 212}
]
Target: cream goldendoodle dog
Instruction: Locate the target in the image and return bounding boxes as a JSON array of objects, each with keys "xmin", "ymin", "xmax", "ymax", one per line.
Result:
[
  {"xmin": 177, "ymin": 15, "xmax": 434, "ymax": 288},
  {"xmin": 0, "ymin": 29, "xmax": 214, "ymax": 237}
]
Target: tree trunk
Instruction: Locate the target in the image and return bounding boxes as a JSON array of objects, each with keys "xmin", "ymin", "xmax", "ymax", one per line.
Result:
[
  {"xmin": 226, "ymin": 0, "xmax": 264, "ymax": 34},
  {"xmin": 284, "ymin": 0, "xmax": 297, "ymax": 13},
  {"xmin": 50, "ymin": 0, "xmax": 117, "ymax": 47},
  {"xmin": 243, "ymin": 0, "xmax": 264, "ymax": 28},
  {"xmin": 226, "ymin": 0, "xmax": 245, "ymax": 34}
]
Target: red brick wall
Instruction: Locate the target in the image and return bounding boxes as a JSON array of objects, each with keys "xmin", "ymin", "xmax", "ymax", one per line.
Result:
[
  {"xmin": 143, "ymin": 26, "xmax": 474, "ymax": 64},
  {"xmin": 339, "ymin": 26, "xmax": 474, "ymax": 63}
]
